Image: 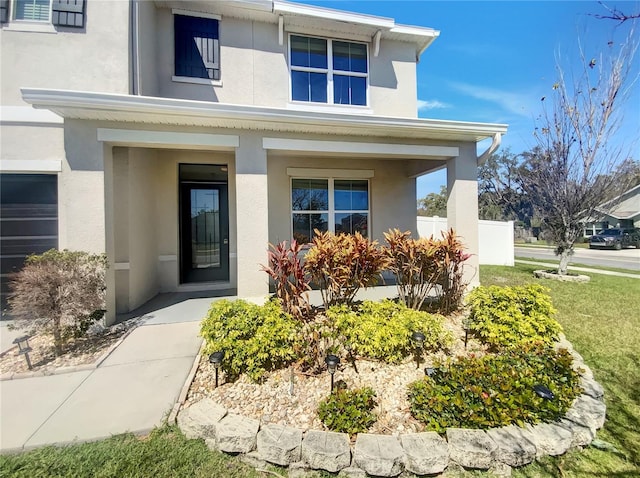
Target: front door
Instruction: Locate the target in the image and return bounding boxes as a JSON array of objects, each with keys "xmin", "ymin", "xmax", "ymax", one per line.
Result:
[{"xmin": 180, "ymin": 168, "xmax": 229, "ymax": 283}]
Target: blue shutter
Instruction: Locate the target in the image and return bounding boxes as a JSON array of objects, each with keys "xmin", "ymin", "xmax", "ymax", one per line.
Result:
[
  {"xmin": 175, "ymin": 15, "xmax": 220, "ymax": 80},
  {"xmin": 0, "ymin": 0, "xmax": 9, "ymax": 23},
  {"xmin": 52, "ymin": 0, "xmax": 85, "ymax": 28}
]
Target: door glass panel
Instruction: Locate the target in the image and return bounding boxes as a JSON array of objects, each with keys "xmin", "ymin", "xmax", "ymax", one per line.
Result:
[{"xmin": 190, "ymin": 189, "xmax": 220, "ymax": 270}]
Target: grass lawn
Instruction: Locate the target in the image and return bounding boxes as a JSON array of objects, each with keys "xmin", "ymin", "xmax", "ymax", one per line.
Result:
[{"xmin": 1, "ymin": 264, "xmax": 638, "ymax": 477}]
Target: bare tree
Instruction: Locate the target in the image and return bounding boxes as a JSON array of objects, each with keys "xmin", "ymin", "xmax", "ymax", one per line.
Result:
[
  {"xmin": 592, "ymin": 2, "xmax": 640, "ymax": 23},
  {"xmin": 521, "ymin": 28, "xmax": 638, "ymax": 274}
]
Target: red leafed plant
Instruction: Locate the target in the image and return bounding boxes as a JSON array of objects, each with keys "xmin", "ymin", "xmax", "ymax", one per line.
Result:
[
  {"xmin": 436, "ymin": 229, "xmax": 472, "ymax": 314},
  {"xmin": 304, "ymin": 230, "xmax": 389, "ymax": 309},
  {"xmin": 262, "ymin": 240, "xmax": 311, "ymax": 321}
]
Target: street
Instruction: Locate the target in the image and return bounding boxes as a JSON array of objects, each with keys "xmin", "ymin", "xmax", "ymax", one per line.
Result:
[{"xmin": 515, "ymin": 246, "xmax": 640, "ymax": 271}]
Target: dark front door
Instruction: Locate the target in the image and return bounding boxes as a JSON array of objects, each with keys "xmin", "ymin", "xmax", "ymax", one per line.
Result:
[{"xmin": 180, "ymin": 182, "xmax": 229, "ymax": 283}]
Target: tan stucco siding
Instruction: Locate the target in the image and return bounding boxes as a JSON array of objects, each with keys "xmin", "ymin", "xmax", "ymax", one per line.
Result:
[
  {"xmin": 0, "ymin": 1, "xmax": 130, "ymax": 105},
  {"xmin": 149, "ymin": 7, "xmax": 418, "ymax": 116}
]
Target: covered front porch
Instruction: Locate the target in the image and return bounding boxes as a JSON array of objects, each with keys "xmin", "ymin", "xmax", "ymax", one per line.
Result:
[{"xmin": 21, "ymin": 89, "xmax": 507, "ymax": 325}]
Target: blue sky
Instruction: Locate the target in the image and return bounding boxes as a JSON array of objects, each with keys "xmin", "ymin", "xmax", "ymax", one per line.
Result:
[{"xmin": 296, "ymin": 1, "xmax": 640, "ymax": 198}]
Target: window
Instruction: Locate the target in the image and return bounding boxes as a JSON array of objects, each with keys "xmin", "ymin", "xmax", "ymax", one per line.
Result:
[
  {"xmin": 291, "ymin": 178, "xmax": 369, "ymax": 243},
  {"xmin": 1, "ymin": 0, "xmax": 85, "ymax": 28},
  {"xmin": 174, "ymin": 14, "xmax": 220, "ymax": 81},
  {"xmin": 14, "ymin": 0, "xmax": 50, "ymax": 22},
  {"xmin": 290, "ymin": 34, "xmax": 368, "ymax": 106}
]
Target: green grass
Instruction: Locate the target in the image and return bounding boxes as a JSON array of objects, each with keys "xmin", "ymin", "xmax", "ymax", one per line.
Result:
[
  {"xmin": 481, "ymin": 264, "xmax": 640, "ymax": 477},
  {"xmin": 0, "ymin": 425, "xmax": 265, "ymax": 478},
  {"xmin": 2, "ymin": 265, "xmax": 638, "ymax": 477}
]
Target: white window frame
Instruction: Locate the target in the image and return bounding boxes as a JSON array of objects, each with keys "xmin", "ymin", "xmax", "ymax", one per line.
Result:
[
  {"xmin": 12, "ymin": 0, "xmax": 52, "ymax": 23},
  {"xmin": 290, "ymin": 176, "xmax": 371, "ymax": 241},
  {"xmin": 288, "ymin": 33, "xmax": 370, "ymax": 108}
]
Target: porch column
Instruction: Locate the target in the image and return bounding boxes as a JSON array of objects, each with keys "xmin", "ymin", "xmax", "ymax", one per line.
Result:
[
  {"xmin": 235, "ymin": 133, "xmax": 269, "ymax": 298},
  {"xmin": 446, "ymin": 143, "xmax": 480, "ymax": 288}
]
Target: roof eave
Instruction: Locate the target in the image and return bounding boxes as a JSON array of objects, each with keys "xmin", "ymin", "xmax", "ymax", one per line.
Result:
[{"xmin": 21, "ymin": 88, "xmax": 508, "ymax": 143}]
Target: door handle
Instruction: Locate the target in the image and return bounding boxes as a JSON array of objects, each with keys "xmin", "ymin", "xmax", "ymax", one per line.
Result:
[{"xmin": 223, "ymin": 238, "xmax": 229, "ymax": 245}]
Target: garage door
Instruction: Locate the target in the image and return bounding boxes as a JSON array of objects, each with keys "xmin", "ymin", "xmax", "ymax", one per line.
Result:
[{"xmin": 1, "ymin": 174, "xmax": 58, "ymax": 315}]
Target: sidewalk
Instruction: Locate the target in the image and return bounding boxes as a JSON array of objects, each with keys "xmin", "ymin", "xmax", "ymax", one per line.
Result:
[
  {"xmin": 0, "ymin": 295, "xmax": 214, "ymax": 453},
  {"xmin": 515, "ymin": 259, "xmax": 640, "ymax": 279}
]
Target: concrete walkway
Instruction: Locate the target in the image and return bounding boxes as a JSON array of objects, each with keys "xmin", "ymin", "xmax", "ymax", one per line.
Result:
[
  {"xmin": 0, "ymin": 295, "xmax": 214, "ymax": 453},
  {"xmin": 515, "ymin": 259, "xmax": 640, "ymax": 279}
]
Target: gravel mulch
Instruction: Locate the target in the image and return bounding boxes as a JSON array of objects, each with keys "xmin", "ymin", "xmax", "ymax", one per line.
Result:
[
  {"xmin": 0, "ymin": 319, "xmax": 140, "ymax": 375},
  {"xmin": 186, "ymin": 312, "xmax": 487, "ymax": 435}
]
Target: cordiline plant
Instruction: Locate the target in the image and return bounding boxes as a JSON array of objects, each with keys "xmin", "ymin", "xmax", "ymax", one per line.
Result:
[
  {"xmin": 383, "ymin": 229, "xmax": 442, "ymax": 310},
  {"xmin": 436, "ymin": 229, "xmax": 472, "ymax": 314},
  {"xmin": 304, "ymin": 230, "xmax": 389, "ymax": 309},
  {"xmin": 262, "ymin": 240, "xmax": 311, "ymax": 321}
]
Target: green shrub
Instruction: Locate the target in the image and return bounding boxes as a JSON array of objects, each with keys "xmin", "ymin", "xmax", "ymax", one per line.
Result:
[
  {"xmin": 200, "ymin": 299, "xmax": 301, "ymax": 382},
  {"xmin": 466, "ymin": 284, "xmax": 561, "ymax": 349},
  {"xmin": 318, "ymin": 387, "xmax": 377, "ymax": 434},
  {"xmin": 408, "ymin": 345, "xmax": 581, "ymax": 432},
  {"xmin": 304, "ymin": 231, "xmax": 389, "ymax": 309},
  {"xmin": 326, "ymin": 300, "xmax": 452, "ymax": 364}
]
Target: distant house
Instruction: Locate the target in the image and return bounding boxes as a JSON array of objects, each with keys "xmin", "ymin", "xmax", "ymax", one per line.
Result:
[
  {"xmin": 0, "ymin": 0, "xmax": 507, "ymax": 324},
  {"xmin": 584, "ymin": 184, "xmax": 640, "ymax": 235}
]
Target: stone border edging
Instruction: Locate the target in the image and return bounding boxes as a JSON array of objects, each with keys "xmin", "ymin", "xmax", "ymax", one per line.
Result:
[
  {"xmin": 175, "ymin": 336, "xmax": 606, "ymax": 476},
  {"xmin": 0, "ymin": 323, "xmax": 140, "ymax": 381},
  {"xmin": 533, "ymin": 270, "xmax": 591, "ymax": 282}
]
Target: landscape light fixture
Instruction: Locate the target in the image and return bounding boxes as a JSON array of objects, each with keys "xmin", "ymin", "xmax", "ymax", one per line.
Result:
[
  {"xmin": 533, "ymin": 384, "xmax": 554, "ymax": 401},
  {"xmin": 325, "ymin": 354, "xmax": 340, "ymax": 392},
  {"xmin": 412, "ymin": 331, "xmax": 425, "ymax": 369},
  {"xmin": 462, "ymin": 316, "xmax": 473, "ymax": 349},
  {"xmin": 13, "ymin": 335, "xmax": 33, "ymax": 370},
  {"xmin": 209, "ymin": 351, "xmax": 224, "ymax": 388}
]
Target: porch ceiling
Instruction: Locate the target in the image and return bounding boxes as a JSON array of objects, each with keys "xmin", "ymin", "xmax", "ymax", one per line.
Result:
[{"xmin": 21, "ymin": 88, "xmax": 507, "ymax": 143}]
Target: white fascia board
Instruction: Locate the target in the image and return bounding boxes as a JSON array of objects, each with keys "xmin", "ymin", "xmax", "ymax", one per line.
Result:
[
  {"xmin": 0, "ymin": 159, "xmax": 62, "ymax": 173},
  {"xmin": 264, "ymin": 138, "xmax": 459, "ymax": 158},
  {"xmin": 274, "ymin": 1, "xmax": 395, "ymax": 29},
  {"xmin": 22, "ymin": 89, "xmax": 508, "ymax": 141},
  {"xmin": 97, "ymin": 128, "xmax": 239, "ymax": 149},
  {"xmin": 0, "ymin": 105, "xmax": 63, "ymax": 125},
  {"xmin": 391, "ymin": 24, "xmax": 440, "ymax": 39}
]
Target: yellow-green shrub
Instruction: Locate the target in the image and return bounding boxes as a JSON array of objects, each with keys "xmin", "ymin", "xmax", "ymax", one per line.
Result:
[
  {"xmin": 326, "ymin": 300, "xmax": 452, "ymax": 364},
  {"xmin": 200, "ymin": 299, "xmax": 301, "ymax": 382},
  {"xmin": 466, "ymin": 284, "xmax": 561, "ymax": 349}
]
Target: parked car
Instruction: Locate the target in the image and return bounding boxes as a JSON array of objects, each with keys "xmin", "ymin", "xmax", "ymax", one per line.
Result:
[{"xmin": 589, "ymin": 228, "xmax": 640, "ymax": 250}]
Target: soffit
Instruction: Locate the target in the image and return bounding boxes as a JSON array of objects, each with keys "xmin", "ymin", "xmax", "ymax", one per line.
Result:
[{"xmin": 21, "ymin": 89, "xmax": 508, "ymax": 143}]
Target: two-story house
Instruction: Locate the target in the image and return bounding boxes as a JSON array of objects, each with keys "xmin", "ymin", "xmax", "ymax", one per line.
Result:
[{"xmin": 0, "ymin": 0, "xmax": 507, "ymax": 324}]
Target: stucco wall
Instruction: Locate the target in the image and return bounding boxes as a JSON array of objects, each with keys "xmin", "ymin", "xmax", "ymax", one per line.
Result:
[
  {"xmin": 149, "ymin": 6, "xmax": 418, "ymax": 116},
  {"xmin": 0, "ymin": 0, "xmax": 130, "ymax": 105}
]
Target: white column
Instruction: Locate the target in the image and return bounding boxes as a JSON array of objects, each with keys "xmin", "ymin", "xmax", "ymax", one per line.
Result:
[
  {"xmin": 235, "ymin": 133, "xmax": 270, "ymax": 299},
  {"xmin": 446, "ymin": 143, "xmax": 480, "ymax": 288}
]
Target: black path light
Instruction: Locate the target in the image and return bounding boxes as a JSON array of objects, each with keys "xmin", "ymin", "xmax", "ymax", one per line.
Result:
[
  {"xmin": 462, "ymin": 316, "xmax": 473, "ymax": 349},
  {"xmin": 13, "ymin": 335, "xmax": 33, "ymax": 370},
  {"xmin": 209, "ymin": 351, "xmax": 224, "ymax": 388},
  {"xmin": 533, "ymin": 384, "xmax": 555, "ymax": 400},
  {"xmin": 325, "ymin": 354, "xmax": 340, "ymax": 392},
  {"xmin": 411, "ymin": 331, "xmax": 425, "ymax": 369}
]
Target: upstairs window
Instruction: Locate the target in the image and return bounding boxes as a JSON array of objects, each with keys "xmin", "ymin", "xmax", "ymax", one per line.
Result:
[
  {"xmin": 14, "ymin": 0, "xmax": 50, "ymax": 22},
  {"xmin": 174, "ymin": 14, "xmax": 220, "ymax": 81},
  {"xmin": 1, "ymin": 0, "xmax": 85, "ymax": 28},
  {"xmin": 290, "ymin": 34, "xmax": 368, "ymax": 107}
]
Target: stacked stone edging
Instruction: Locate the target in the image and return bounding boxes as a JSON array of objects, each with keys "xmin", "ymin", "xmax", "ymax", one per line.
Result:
[{"xmin": 177, "ymin": 341, "xmax": 605, "ymax": 476}]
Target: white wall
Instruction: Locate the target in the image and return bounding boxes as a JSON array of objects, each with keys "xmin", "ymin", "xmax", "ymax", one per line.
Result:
[{"xmin": 417, "ymin": 216, "xmax": 514, "ymax": 266}]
